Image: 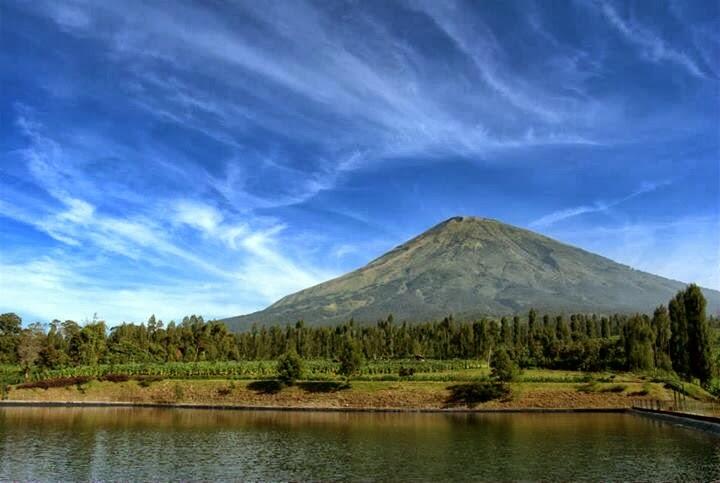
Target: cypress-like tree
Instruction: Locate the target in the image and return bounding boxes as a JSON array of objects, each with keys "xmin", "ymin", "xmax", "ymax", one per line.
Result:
[
  {"xmin": 601, "ymin": 317, "xmax": 611, "ymax": 339},
  {"xmin": 651, "ymin": 305, "xmax": 672, "ymax": 371},
  {"xmin": 555, "ymin": 316, "xmax": 569, "ymax": 342},
  {"xmin": 668, "ymin": 292, "xmax": 690, "ymax": 377},
  {"xmin": 625, "ymin": 315, "xmax": 655, "ymax": 372},
  {"xmin": 684, "ymin": 284, "xmax": 713, "ymax": 384},
  {"xmin": 338, "ymin": 337, "xmax": 364, "ymax": 381},
  {"xmin": 528, "ymin": 309, "xmax": 537, "ymax": 337},
  {"xmin": 500, "ymin": 317, "xmax": 512, "ymax": 346},
  {"xmin": 512, "ymin": 316, "xmax": 521, "ymax": 347}
]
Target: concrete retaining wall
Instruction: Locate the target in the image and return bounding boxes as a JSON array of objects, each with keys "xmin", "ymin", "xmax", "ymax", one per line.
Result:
[{"xmin": 632, "ymin": 407, "xmax": 720, "ymax": 435}]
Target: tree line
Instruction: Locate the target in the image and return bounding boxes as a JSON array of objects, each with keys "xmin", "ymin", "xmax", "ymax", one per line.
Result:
[{"xmin": 0, "ymin": 284, "xmax": 715, "ymax": 384}]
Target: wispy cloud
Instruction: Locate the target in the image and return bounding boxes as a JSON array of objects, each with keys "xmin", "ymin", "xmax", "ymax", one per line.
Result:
[
  {"xmin": 598, "ymin": 1, "xmax": 707, "ymax": 79},
  {"xmin": 0, "ymin": 256, "xmax": 253, "ymax": 324},
  {"xmin": 530, "ymin": 180, "xmax": 672, "ymax": 228},
  {"xmin": 22, "ymin": 0, "xmax": 607, "ymax": 164},
  {"xmin": 0, "ymin": 114, "xmax": 336, "ymax": 322}
]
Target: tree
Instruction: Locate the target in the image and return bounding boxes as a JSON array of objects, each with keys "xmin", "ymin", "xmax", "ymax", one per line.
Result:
[
  {"xmin": 651, "ymin": 305, "xmax": 672, "ymax": 371},
  {"xmin": 0, "ymin": 313, "xmax": 22, "ymax": 364},
  {"xmin": 555, "ymin": 316, "xmax": 570, "ymax": 342},
  {"xmin": 500, "ymin": 317, "xmax": 512, "ymax": 346},
  {"xmin": 624, "ymin": 315, "xmax": 655, "ymax": 372},
  {"xmin": 276, "ymin": 349, "xmax": 303, "ymax": 385},
  {"xmin": 684, "ymin": 284, "xmax": 713, "ymax": 384},
  {"xmin": 338, "ymin": 337, "xmax": 364, "ymax": 381},
  {"xmin": 41, "ymin": 320, "xmax": 69, "ymax": 368},
  {"xmin": 669, "ymin": 292, "xmax": 690, "ymax": 377},
  {"xmin": 512, "ymin": 316, "xmax": 521, "ymax": 347},
  {"xmin": 490, "ymin": 347, "xmax": 517, "ymax": 382},
  {"xmin": 78, "ymin": 321, "xmax": 107, "ymax": 365},
  {"xmin": 601, "ymin": 317, "xmax": 611, "ymax": 339},
  {"xmin": 18, "ymin": 323, "xmax": 45, "ymax": 379},
  {"xmin": 528, "ymin": 309, "xmax": 537, "ymax": 337}
]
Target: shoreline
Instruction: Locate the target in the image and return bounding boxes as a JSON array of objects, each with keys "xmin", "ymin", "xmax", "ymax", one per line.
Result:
[
  {"xmin": 0, "ymin": 378, "xmax": 651, "ymax": 411},
  {"xmin": 5, "ymin": 375, "xmax": 716, "ymax": 419},
  {"xmin": 632, "ymin": 407, "xmax": 720, "ymax": 434},
  {"xmin": 0, "ymin": 399, "xmax": 629, "ymax": 413}
]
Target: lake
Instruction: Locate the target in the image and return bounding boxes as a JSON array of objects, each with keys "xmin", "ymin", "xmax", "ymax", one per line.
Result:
[{"xmin": 1, "ymin": 407, "xmax": 718, "ymax": 481}]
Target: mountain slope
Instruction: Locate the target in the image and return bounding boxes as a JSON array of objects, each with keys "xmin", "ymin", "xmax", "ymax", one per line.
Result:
[{"xmin": 223, "ymin": 216, "xmax": 720, "ymax": 330}]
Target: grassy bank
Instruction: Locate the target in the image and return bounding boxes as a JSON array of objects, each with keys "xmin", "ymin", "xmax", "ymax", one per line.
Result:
[
  {"xmin": 3, "ymin": 361, "xmax": 715, "ymax": 410},
  {"xmin": 2, "ymin": 373, "xmax": 707, "ymax": 410}
]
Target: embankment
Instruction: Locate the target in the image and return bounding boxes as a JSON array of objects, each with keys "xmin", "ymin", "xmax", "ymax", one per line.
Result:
[{"xmin": 1, "ymin": 379, "xmax": 667, "ymax": 410}]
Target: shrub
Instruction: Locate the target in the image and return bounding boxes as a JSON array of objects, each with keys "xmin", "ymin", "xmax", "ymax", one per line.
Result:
[
  {"xmin": 398, "ymin": 367, "xmax": 415, "ymax": 378},
  {"xmin": 276, "ymin": 350, "xmax": 304, "ymax": 385},
  {"xmin": 663, "ymin": 380, "xmax": 689, "ymax": 396},
  {"xmin": 100, "ymin": 374, "xmax": 130, "ymax": 383},
  {"xmin": 16, "ymin": 376, "xmax": 92, "ymax": 390},
  {"xmin": 629, "ymin": 382, "xmax": 652, "ymax": 397},
  {"xmin": 491, "ymin": 348, "xmax": 517, "ymax": 382},
  {"xmin": 600, "ymin": 384, "xmax": 627, "ymax": 393},
  {"xmin": 446, "ymin": 382, "xmax": 511, "ymax": 406},
  {"xmin": 708, "ymin": 379, "xmax": 720, "ymax": 398},
  {"xmin": 137, "ymin": 375, "xmax": 164, "ymax": 387},
  {"xmin": 577, "ymin": 382, "xmax": 599, "ymax": 393},
  {"xmin": 338, "ymin": 339, "xmax": 364, "ymax": 380}
]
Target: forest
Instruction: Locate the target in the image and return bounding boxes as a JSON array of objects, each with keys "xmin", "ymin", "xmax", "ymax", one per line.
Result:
[{"xmin": 0, "ymin": 284, "xmax": 716, "ymax": 387}]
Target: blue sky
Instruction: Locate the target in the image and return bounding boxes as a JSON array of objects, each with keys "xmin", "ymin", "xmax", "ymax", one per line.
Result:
[{"xmin": 1, "ymin": 0, "xmax": 718, "ymax": 325}]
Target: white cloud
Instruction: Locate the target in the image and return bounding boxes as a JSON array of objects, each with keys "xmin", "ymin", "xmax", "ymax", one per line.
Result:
[
  {"xmin": 0, "ymin": 116, "xmax": 337, "ymax": 323},
  {"xmin": 530, "ymin": 180, "xmax": 672, "ymax": 228},
  {"xmin": 0, "ymin": 257, "xmax": 252, "ymax": 324},
  {"xmin": 19, "ymin": 0, "xmax": 607, "ymax": 177},
  {"xmin": 599, "ymin": 1, "xmax": 706, "ymax": 79}
]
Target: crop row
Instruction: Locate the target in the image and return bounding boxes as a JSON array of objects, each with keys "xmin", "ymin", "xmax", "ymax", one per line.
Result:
[{"xmin": 10, "ymin": 359, "xmax": 486, "ymax": 382}]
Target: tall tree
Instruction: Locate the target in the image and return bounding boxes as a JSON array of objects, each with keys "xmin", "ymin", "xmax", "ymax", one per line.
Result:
[
  {"xmin": 17, "ymin": 323, "xmax": 45, "ymax": 380},
  {"xmin": 500, "ymin": 317, "xmax": 512, "ymax": 346},
  {"xmin": 668, "ymin": 292, "xmax": 690, "ymax": 377},
  {"xmin": 528, "ymin": 309, "xmax": 537, "ymax": 337},
  {"xmin": 651, "ymin": 305, "xmax": 672, "ymax": 371},
  {"xmin": 624, "ymin": 315, "xmax": 655, "ymax": 372},
  {"xmin": 338, "ymin": 337, "xmax": 364, "ymax": 381},
  {"xmin": 684, "ymin": 284, "xmax": 713, "ymax": 384},
  {"xmin": 0, "ymin": 313, "xmax": 22, "ymax": 364}
]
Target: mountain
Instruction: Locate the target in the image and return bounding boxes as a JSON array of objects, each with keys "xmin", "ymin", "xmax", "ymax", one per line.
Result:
[{"xmin": 223, "ymin": 216, "xmax": 720, "ymax": 330}]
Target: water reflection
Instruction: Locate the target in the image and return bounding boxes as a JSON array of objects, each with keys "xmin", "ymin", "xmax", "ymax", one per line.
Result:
[{"xmin": 1, "ymin": 407, "xmax": 718, "ymax": 481}]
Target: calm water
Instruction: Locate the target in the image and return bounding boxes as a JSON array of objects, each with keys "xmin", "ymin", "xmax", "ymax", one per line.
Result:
[{"xmin": 1, "ymin": 407, "xmax": 719, "ymax": 481}]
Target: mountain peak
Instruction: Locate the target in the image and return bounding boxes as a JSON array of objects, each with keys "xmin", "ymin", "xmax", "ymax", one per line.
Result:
[
  {"xmin": 222, "ymin": 217, "xmax": 720, "ymax": 330},
  {"xmin": 437, "ymin": 215, "xmax": 498, "ymax": 226}
]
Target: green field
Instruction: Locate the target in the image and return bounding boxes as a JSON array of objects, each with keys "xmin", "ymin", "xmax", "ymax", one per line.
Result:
[
  {"xmin": 2, "ymin": 360, "xmax": 716, "ymax": 409},
  {"xmin": 0, "ymin": 360, "xmax": 636, "ymax": 384}
]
